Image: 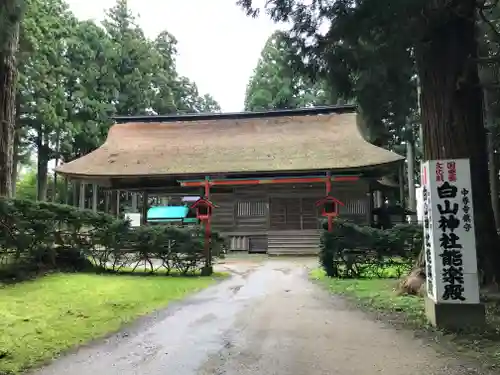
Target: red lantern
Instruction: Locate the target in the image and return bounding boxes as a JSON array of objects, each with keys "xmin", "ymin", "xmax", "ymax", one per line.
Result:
[
  {"xmin": 315, "ymin": 195, "xmax": 344, "ymax": 218},
  {"xmin": 190, "ymin": 198, "xmax": 218, "ymax": 220},
  {"xmin": 315, "ymin": 195, "xmax": 344, "ymax": 232}
]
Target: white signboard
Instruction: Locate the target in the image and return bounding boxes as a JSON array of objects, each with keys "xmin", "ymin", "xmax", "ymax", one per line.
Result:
[
  {"xmin": 421, "ymin": 159, "xmax": 480, "ymax": 304},
  {"xmin": 124, "ymin": 213, "xmax": 141, "ymax": 227}
]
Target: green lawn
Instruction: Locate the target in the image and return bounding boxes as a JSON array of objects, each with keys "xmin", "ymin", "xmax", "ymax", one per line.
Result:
[
  {"xmin": 0, "ymin": 273, "xmax": 221, "ymax": 374},
  {"xmin": 310, "ymin": 268, "xmax": 426, "ymax": 322}
]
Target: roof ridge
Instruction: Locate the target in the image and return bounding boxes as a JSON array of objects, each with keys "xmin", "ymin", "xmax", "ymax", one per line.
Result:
[{"xmin": 113, "ymin": 105, "xmax": 357, "ymax": 124}]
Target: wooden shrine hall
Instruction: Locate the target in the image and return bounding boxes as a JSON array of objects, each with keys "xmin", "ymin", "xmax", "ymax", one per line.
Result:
[{"xmin": 55, "ymin": 105, "xmax": 405, "ymax": 255}]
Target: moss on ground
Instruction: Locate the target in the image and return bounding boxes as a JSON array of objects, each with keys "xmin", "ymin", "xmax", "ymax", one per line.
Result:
[{"xmin": 0, "ymin": 273, "xmax": 224, "ymax": 374}]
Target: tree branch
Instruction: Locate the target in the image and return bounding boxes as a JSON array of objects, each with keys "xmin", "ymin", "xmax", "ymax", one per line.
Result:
[
  {"xmin": 477, "ymin": 0, "xmax": 499, "ymax": 10},
  {"xmin": 478, "ymin": 4, "xmax": 500, "ymax": 41},
  {"xmin": 476, "ymin": 55, "xmax": 500, "ymax": 62}
]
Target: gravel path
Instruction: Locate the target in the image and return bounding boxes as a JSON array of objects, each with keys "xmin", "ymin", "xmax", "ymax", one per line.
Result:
[{"xmin": 34, "ymin": 258, "xmax": 486, "ymax": 375}]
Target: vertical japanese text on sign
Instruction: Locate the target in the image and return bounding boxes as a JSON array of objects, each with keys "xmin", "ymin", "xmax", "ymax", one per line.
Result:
[
  {"xmin": 422, "ymin": 163, "xmax": 435, "ymax": 299},
  {"xmin": 437, "ymin": 177, "xmax": 464, "ymax": 301},
  {"xmin": 422, "ymin": 159, "xmax": 480, "ymax": 304}
]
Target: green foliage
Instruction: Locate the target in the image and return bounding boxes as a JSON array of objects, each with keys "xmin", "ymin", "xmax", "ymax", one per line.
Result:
[
  {"xmin": 239, "ymin": 0, "xmax": 418, "ymax": 149},
  {"xmin": 240, "ymin": 0, "xmax": 500, "ymax": 283},
  {"xmin": 14, "ymin": 0, "xmax": 221, "ymax": 201},
  {"xmin": 240, "ymin": 1, "xmax": 421, "ymax": 195},
  {"xmin": 102, "ymin": 0, "xmax": 155, "ymax": 116},
  {"xmin": 14, "ymin": 169, "xmax": 36, "ymax": 201},
  {"xmin": 0, "ymin": 198, "xmax": 226, "ymax": 281},
  {"xmin": 319, "ymin": 218, "xmax": 422, "ymax": 279},
  {"xmin": 15, "ymin": 168, "xmax": 68, "ymax": 201},
  {"xmin": 17, "ymin": 0, "xmax": 77, "ymax": 200},
  {"xmin": 245, "ymin": 30, "xmax": 339, "ymax": 111}
]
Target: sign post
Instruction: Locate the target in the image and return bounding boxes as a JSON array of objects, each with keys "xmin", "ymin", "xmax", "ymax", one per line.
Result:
[{"xmin": 421, "ymin": 159, "xmax": 485, "ymax": 329}]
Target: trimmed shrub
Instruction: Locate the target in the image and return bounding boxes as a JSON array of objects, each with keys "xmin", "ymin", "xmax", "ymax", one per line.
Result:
[
  {"xmin": 0, "ymin": 198, "xmax": 226, "ymax": 281},
  {"xmin": 319, "ymin": 218, "xmax": 422, "ymax": 279}
]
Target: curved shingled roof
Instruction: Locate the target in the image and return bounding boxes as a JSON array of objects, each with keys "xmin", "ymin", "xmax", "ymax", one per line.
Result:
[{"xmin": 56, "ymin": 111, "xmax": 404, "ymax": 178}]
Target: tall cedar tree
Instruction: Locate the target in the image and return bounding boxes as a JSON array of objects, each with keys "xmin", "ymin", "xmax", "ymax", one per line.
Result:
[
  {"xmin": 13, "ymin": 0, "xmax": 220, "ymax": 203},
  {"xmin": 19, "ymin": 0, "xmax": 76, "ymax": 201},
  {"xmin": 239, "ymin": 0, "xmax": 500, "ymax": 285},
  {"xmin": 0, "ymin": 0, "xmax": 23, "ymax": 197},
  {"xmin": 245, "ymin": 30, "xmax": 339, "ymax": 111}
]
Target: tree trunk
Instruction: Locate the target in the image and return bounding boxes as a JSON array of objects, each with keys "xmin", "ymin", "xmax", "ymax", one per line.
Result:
[
  {"xmin": 484, "ymin": 87, "xmax": 500, "ymax": 231},
  {"xmin": 0, "ymin": 10, "xmax": 20, "ymax": 197},
  {"xmin": 11, "ymin": 128, "xmax": 19, "ymax": 196},
  {"xmin": 11, "ymin": 93, "xmax": 21, "ymax": 197},
  {"xmin": 52, "ymin": 132, "xmax": 60, "ymax": 203},
  {"xmin": 416, "ymin": 0, "xmax": 500, "ymax": 286},
  {"xmin": 36, "ymin": 140, "xmax": 49, "ymax": 201},
  {"xmin": 406, "ymin": 139, "xmax": 416, "ymax": 220},
  {"xmin": 398, "ymin": 75, "xmax": 426, "ymax": 296}
]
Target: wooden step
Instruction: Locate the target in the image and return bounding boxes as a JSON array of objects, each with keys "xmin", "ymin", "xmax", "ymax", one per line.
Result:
[
  {"xmin": 268, "ymin": 243, "xmax": 319, "ymax": 248},
  {"xmin": 267, "ymin": 231, "xmax": 320, "ymax": 255},
  {"xmin": 268, "ymin": 248, "xmax": 320, "ymax": 255},
  {"xmin": 268, "ymin": 237, "xmax": 320, "ymax": 242}
]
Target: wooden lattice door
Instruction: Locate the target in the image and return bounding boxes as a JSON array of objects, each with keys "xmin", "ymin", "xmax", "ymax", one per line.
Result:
[{"xmin": 269, "ymin": 197, "xmax": 319, "ymax": 230}]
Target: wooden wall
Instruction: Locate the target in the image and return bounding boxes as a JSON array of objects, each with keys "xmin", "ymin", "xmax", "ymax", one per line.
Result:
[{"xmin": 210, "ymin": 180, "xmax": 371, "ymax": 235}]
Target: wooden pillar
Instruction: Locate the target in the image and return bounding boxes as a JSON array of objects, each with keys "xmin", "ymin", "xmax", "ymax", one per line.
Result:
[
  {"xmin": 141, "ymin": 191, "xmax": 148, "ymax": 225},
  {"xmin": 116, "ymin": 190, "xmax": 120, "ymax": 217},
  {"xmin": 72, "ymin": 181, "xmax": 78, "ymax": 207},
  {"xmin": 204, "ymin": 176, "xmax": 212, "ymax": 271},
  {"xmin": 204, "ymin": 180, "xmax": 210, "ymax": 198},
  {"xmin": 110, "ymin": 191, "xmax": 117, "ymax": 215},
  {"xmin": 79, "ymin": 182, "xmax": 85, "ymax": 210},
  {"xmin": 406, "ymin": 141, "xmax": 416, "ymax": 213},
  {"xmin": 52, "ymin": 171, "xmax": 58, "ymax": 203},
  {"xmin": 399, "ymin": 163, "xmax": 406, "ymax": 223},
  {"xmin": 367, "ymin": 187, "xmax": 373, "ymax": 226},
  {"xmin": 64, "ymin": 177, "xmax": 69, "ymax": 205},
  {"xmin": 375, "ymin": 190, "xmax": 383, "ymax": 208},
  {"xmin": 104, "ymin": 191, "xmax": 110, "ymax": 213},
  {"xmin": 399, "ymin": 164, "xmax": 405, "ymax": 207},
  {"xmin": 131, "ymin": 193, "xmax": 138, "ymax": 212},
  {"xmin": 92, "ymin": 184, "xmax": 98, "ymax": 212},
  {"xmin": 325, "ymin": 172, "xmax": 333, "ymax": 232}
]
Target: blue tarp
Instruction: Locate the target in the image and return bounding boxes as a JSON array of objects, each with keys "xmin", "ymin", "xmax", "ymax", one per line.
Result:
[{"xmin": 147, "ymin": 206, "xmax": 189, "ymax": 222}]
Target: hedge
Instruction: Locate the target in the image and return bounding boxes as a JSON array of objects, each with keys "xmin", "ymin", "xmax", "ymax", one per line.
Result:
[
  {"xmin": 0, "ymin": 198, "xmax": 227, "ymax": 280},
  {"xmin": 319, "ymin": 218, "xmax": 422, "ymax": 279}
]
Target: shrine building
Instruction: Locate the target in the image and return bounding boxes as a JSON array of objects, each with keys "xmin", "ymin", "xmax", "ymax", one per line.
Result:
[{"xmin": 55, "ymin": 105, "xmax": 405, "ymax": 255}]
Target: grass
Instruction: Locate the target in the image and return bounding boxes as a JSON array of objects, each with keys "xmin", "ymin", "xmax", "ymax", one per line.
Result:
[
  {"xmin": 332, "ymin": 260, "xmax": 411, "ymax": 279},
  {"xmin": 310, "ymin": 267, "xmax": 500, "ymax": 370},
  {"xmin": 0, "ymin": 272, "xmax": 224, "ymax": 374},
  {"xmin": 310, "ymin": 268, "xmax": 426, "ymax": 322}
]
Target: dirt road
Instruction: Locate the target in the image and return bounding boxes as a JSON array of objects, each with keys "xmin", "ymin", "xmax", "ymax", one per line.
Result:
[{"xmin": 34, "ymin": 258, "xmax": 484, "ymax": 375}]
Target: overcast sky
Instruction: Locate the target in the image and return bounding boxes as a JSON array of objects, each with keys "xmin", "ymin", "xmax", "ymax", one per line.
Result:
[{"xmin": 66, "ymin": 0, "xmax": 282, "ymax": 112}]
